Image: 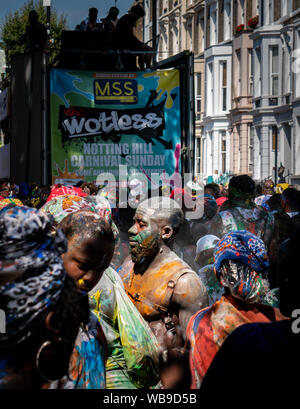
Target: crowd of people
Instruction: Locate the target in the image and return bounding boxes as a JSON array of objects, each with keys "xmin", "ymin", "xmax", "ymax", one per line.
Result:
[{"xmin": 0, "ymin": 174, "xmax": 299, "ymax": 394}]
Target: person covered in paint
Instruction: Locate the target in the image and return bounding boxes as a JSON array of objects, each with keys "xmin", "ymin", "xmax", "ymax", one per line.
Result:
[
  {"xmin": 44, "ymin": 195, "xmax": 159, "ymax": 389},
  {"xmin": 199, "ymin": 227, "xmax": 300, "ymax": 403},
  {"xmin": 118, "ymin": 196, "xmax": 209, "ymax": 350},
  {"xmin": 50, "ymin": 210, "xmax": 115, "ymax": 389},
  {"xmin": 186, "ymin": 230, "xmax": 286, "ymax": 389},
  {"xmin": 194, "ymin": 235, "xmax": 224, "ymax": 305},
  {"xmin": 0, "ymin": 206, "xmax": 89, "ymax": 389},
  {"xmin": 208, "ymin": 175, "xmax": 275, "ymax": 250}
]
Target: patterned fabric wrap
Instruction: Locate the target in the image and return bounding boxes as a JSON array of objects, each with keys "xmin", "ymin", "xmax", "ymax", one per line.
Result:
[
  {"xmin": 50, "ymin": 314, "xmax": 106, "ymax": 389},
  {"xmin": 40, "ymin": 195, "xmax": 112, "ymax": 225},
  {"xmin": 46, "ymin": 185, "xmax": 87, "ymax": 203},
  {"xmin": 214, "ymin": 231, "xmax": 269, "ymax": 303},
  {"xmin": 41, "ymin": 194, "xmax": 119, "ymax": 245},
  {"xmin": 214, "ymin": 230, "xmax": 269, "ymax": 275},
  {"xmin": 186, "ymin": 294, "xmax": 286, "ymax": 389},
  {"xmin": 215, "ymin": 206, "xmax": 275, "ymax": 249},
  {"xmin": 254, "ymin": 195, "xmax": 271, "ymax": 211},
  {"xmin": 0, "ymin": 198, "xmax": 23, "ymax": 211},
  {"xmin": 0, "ymin": 206, "xmax": 67, "ymax": 346}
]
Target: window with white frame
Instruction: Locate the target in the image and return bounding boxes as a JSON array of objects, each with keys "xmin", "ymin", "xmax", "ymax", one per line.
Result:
[
  {"xmin": 195, "ymin": 137, "xmax": 201, "ymax": 174},
  {"xmin": 254, "ymin": 47, "xmax": 261, "ymax": 98},
  {"xmin": 207, "ymin": 62, "xmax": 213, "ymax": 115},
  {"xmin": 224, "ymin": 0, "xmax": 231, "ymax": 40},
  {"xmin": 195, "ymin": 73, "xmax": 202, "ymax": 121},
  {"xmin": 270, "ymin": 45, "xmax": 279, "ymax": 96},
  {"xmin": 239, "ymin": 0, "xmax": 245, "ymax": 24},
  {"xmin": 296, "ymin": 30, "xmax": 300, "ymax": 98},
  {"xmin": 198, "ymin": 15, "xmax": 205, "ymax": 53},
  {"xmin": 282, "ymin": 47, "xmax": 290, "ymax": 95},
  {"xmin": 248, "ymin": 49, "xmax": 253, "ymax": 95},
  {"xmin": 210, "ymin": 4, "xmax": 217, "ymax": 46},
  {"xmin": 236, "ymin": 49, "xmax": 241, "ymax": 96},
  {"xmin": 220, "ymin": 131, "xmax": 227, "ymax": 173},
  {"xmin": 281, "ymin": 0, "xmax": 293, "ymax": 17},
  {"xmin": 187, "ymin": 21, "xmax": 193, "ymax": 50},
  {"xmin": 248, "ymin": 124, "xmax": 254, "ymax": 173},
  {"xmin": 268, "ymin": 0, "xmax": 273, "ymax": 24},
  {"xmin": 220, "ymin": 61, "xmax": 227, "ymax": 111}
]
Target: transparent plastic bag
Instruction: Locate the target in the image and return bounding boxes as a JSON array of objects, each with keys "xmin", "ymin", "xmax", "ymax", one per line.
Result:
[{"xmin": 113, "ymin": 278, "xmax": 160, "ymax": 388}]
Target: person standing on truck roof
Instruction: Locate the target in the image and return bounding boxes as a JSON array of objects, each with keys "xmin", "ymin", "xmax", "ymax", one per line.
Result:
[
  {"xmin": 101, "ymin": 6, "xmax": 119, "ymax": 49},
  {"xmin": 76, "ymin": 8, "xmax": 102, "ymax": 32},
  {"xmin": 18, "ymin": 10, "xmax": 47, "ymax": 52},
  {"xmin": 113, "ymin": 3, "xmax": 153, "ymax": 70}
]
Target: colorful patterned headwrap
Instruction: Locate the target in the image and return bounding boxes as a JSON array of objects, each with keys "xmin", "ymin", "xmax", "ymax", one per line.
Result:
[
  {"xmin": 0, "ymin": 206, "xmax": 67, "ymax": 347},
  {"xmin": 254, "ymin": 195, "xmax": 271, "ymax": 211},
  {"xmin": 41, "ymin": 195, "xmax": 110, "ymax": 224},
  {"xmin": 46, "ymin": 185, "xmax": 87, "ymax": 203},
  {"xmin": 214, "ymin": 230, "xmax": 270, "ymax": 303},
  {"xmin": 0, "ymin": 198, "xmax": 23, "ymax": 211},
  {"xmin": 41, "ymin": 194, "xmax": 119, "ymax": 242}
]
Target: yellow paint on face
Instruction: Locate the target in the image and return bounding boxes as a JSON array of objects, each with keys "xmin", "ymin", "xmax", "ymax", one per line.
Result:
[{"xmin": 143, "ymin": 70, "xmax": 179, "ymax": 109}]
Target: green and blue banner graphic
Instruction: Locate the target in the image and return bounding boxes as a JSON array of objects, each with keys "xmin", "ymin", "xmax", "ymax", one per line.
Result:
[{"xmin": 50, "ymin": 69, "xmax": 181, "ymax": 185}]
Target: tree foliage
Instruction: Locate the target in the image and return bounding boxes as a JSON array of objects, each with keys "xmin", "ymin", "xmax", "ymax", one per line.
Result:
[{"xmin": 0, "ymin": 0, "xmax": 67, "ymax": 65}]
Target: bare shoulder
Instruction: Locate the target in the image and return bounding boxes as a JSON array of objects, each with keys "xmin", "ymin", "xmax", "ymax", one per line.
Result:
[{"xmin": 173, "ymin": 272, "xmax": 208, "ymax": 308}]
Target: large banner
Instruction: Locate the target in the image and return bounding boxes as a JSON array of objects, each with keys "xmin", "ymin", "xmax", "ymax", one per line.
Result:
[{"xmin": 50, "ymin": 69, "xmax": 181, "ymax": 185}]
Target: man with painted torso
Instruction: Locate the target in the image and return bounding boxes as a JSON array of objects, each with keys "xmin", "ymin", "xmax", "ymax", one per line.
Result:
[{"xmin": 118, "ymin": 197, "xmax": 208, "ymax": 349}]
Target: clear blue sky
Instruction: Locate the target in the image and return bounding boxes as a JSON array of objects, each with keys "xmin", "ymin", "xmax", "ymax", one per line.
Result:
[{"xmin": 0, "ymin": 0, "xmax": 134, "ymax": 29}]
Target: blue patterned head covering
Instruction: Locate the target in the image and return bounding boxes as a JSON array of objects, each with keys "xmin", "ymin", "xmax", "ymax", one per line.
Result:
[
  {"xmin": 214, "ymin": 230, "xmax": 269, "ymax": 275},
  {"xmin": 0, "ymin": 206, "xmax": 67, "ymax": 347},
  {"xmin": 213, "ymin": 231, "xmax": 270, "ymax": 303}
]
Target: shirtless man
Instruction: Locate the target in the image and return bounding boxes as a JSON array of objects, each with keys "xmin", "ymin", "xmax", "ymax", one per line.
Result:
[{"xmin": 118, "ymin": 197, "xmax": 208, "ymax": 349}]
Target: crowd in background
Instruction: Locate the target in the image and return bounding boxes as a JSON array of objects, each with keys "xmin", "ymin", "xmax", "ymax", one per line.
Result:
[{"xmin": 0, "ymin": 174, "xmax": 299, "ymax": 397}]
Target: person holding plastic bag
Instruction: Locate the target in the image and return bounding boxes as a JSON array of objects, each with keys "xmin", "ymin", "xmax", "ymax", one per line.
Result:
[{"xmin": 43, "ymin": 192, "xmax": 160, "ymax": 389}]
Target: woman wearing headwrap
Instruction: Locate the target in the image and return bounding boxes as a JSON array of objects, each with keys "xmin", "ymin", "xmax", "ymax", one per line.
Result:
[
  {"xmin": 0, "ymin": 197, "xmax": 23, "ymax": 211},
  {"xmin": 0, "ymin": 206, "xmax": 89, "ymax": 389},
  {"xmin": 186, "ymin": 230, "xmax": 286, "ymax": 389},
  {"xmin": 46, "ymin": 184, "xmax": 87, "ymax": 203},
  {"xmin": 43, "ymin": 196, "xmax": 159, "ymax": 389},
  {"xmin": 50, "ymin": 210, "xmax": 114, "ymax": 389},
  {"xmin": 40, "ymin": 194, "xmax": 123, "ymax": 269}
]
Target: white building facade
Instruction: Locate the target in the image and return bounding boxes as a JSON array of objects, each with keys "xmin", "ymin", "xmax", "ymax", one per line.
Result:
[{"xmin": 142, "ymin": 0, "xmax": 300, "ymax": 186}]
